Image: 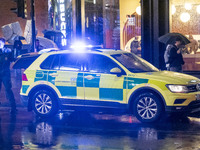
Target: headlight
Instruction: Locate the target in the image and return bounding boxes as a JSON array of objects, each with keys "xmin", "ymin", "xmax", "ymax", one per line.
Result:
[{"xmin": 166, "ymin": 85, "xmax": 189, "ymax": 93}]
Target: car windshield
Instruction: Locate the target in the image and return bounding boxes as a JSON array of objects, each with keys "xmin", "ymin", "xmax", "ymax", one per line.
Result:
[{"xmin": 111, "ymin": 53, "xmax": 159, "ymax": 73}]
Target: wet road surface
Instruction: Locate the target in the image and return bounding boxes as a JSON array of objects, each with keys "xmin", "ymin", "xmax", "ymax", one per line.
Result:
[
  {"xmin": 1, "ymin": 70, "xmax": 200, "ymax": 149},
  {"xmin": 0, "ymin": 108, "xmax": 200, "ymax": 149}
]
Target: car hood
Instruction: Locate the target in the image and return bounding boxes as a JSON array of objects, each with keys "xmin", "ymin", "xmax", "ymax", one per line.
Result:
[{"xmin": 133, "ymin": 71, "xmax": 200, "ymax": 84}]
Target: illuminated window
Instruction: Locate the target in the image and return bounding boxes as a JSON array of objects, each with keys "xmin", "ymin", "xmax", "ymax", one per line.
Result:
[{"xmin": 170, "ymin": 0, "xmax": 200, "ymax": 71}]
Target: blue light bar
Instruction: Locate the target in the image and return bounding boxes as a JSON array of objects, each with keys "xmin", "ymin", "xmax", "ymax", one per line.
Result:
[{"xmin": 70, "ymin": 41, "xmax": 103, "ymax": 52}]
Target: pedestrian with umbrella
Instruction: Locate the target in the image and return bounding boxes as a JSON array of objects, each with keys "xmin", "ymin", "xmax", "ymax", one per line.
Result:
[{"xmin": 159, "ymin": 33, "xmax": 190, "ymax": 72}]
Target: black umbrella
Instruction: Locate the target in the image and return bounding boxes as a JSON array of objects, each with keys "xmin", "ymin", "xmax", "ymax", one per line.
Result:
[{"xmin": 158, "ymin": 33, "xmax": 190, "ymax": 45}]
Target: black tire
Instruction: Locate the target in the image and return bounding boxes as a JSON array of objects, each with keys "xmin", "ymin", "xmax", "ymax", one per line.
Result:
[
  {"xmin": 133, "ymin": 92, "xmax": 163, "ymax": 123},
  {"xmin": 32, "ymin": 90, "xmax": 58, "ymax": 118}
]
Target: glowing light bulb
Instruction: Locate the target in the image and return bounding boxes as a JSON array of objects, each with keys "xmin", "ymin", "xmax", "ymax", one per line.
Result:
[
  {"xmin": 197, "ymin": 5, "xmax": 200, "ymax": 14},
  {"xmin": 172, "ymin": 5, "xmax": 176, "ymax": 15},
  {"xmin": 180, "ymin": 12, "xmax": 190, "ymax": 22},
  {"xmin": 185, "ymin": 3, "xmax": 192, "ymax": 10},
  {"xmin": 136, "ymin": 6, "xmax": 141, "ymax": 15}
]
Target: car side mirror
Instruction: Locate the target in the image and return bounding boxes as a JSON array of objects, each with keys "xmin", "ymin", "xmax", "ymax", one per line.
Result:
[{"xmin": 110, "ymin": 67, "xmax": 122, "ymax": 77}]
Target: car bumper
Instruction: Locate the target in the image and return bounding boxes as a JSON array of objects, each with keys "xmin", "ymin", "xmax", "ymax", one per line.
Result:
[{"xmin": 165, "ymin": 100, "xmax": 200, "ymax": 114}]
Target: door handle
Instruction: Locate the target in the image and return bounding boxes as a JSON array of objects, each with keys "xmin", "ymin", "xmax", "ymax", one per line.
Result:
[
  {"xmin": 49, "ymin": 73, "xmax": 58, "ymax": 77},
  {"xmin": 84, "ymin": 75, "xmax": 95, "ymax": 80}
]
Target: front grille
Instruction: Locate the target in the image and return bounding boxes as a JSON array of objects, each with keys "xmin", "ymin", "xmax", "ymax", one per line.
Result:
[
  {"xmin": 197, "ymin": 83, "xmax": 200, "ymax": 91},
  {"xmin": 187, "ymin": 100, "xmax": 200, "ymax": 111},
  {"xmin": 187, "ymin": 85, "xmax": 198, "ymax": 92}
]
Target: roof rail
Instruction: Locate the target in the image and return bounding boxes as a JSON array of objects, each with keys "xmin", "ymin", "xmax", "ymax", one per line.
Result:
[
  {"xmin": 38, "ymin": 48, "xmax": 59, "ymax": 54},
  {"xmin": 94, "ymin": 48, "xmax": 122, "ymax": 52}
]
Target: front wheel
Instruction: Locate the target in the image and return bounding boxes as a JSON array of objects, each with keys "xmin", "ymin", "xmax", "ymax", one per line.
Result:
[
  {"xmin": 133, "ymin": 92, "xmax": 163, "ymax": 123},
  {"xmin": 32, "ymin": 90, "xmax": 58, "ymax": 118}
]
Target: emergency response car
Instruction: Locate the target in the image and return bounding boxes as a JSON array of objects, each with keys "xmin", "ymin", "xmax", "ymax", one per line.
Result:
[{"xmin": 16, "ymin": 49, "xmax": 200, "ymax": 123}]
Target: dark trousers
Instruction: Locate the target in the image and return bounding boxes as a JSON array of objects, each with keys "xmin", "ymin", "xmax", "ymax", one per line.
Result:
[
  {"xmin": 169, "ymin": 66, "xmax": 183, "ymax": 73},
  {"xmin": 0, "ymin": 72, "xmax": 16, "ymax": 109}
]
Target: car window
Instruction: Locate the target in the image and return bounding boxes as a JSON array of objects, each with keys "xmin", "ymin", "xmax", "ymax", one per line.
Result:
[
  {"xmin": 60, "ymin": 54, "xmax": 82, "ymax": 71},
  {"xmin": 51, "ymin": 54, "xmax": 60, "ymax": 70},
  {"xmin": 12, "ymin": 54, "xmax": 40, "ymax": 69},
  {"xmin": 87, "ymin": 54, "xmax": 119, "ymax": 74},
  {"xmin": 40, "ymin": 55, "xmax": 55, "ymax": 69},
  {"xmin": 111, "ymin": 53, "xmax": 159, "ymax": 73}
]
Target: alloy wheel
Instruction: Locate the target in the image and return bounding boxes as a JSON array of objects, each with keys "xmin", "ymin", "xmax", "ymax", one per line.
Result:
[
  {"xmin": 35, "ymin": 93, "xmax": 53, "ymax": 114},
  {"xmin": 137, "ymin": 96, "xmax": 158, "ymax": 120}
]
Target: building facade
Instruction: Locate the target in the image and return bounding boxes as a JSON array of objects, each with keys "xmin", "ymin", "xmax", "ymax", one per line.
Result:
[
  {"xmin": 141, "ymin": 0, "xmax": 200, "ymax": 72},
  {"xmin": 49, "ymin": 0, "xmax": 141, "ymax": 50},
  {"xmin": 1, "ymin": 0, "xmax": 200, "ymax": 72},
  {"xmin": 0, "ymin": 0, "xmax": 48, "ymax": 39}
]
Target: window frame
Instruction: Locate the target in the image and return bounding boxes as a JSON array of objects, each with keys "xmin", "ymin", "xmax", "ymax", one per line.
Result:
[{"xmin": 84, "ymin": 53, "xmax": 126, "ymax": 75}]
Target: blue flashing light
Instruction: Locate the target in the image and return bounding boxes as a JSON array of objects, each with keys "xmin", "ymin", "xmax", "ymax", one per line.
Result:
[
  {"xmin": 70, "ymin": 41, "xmax": 87, "ymax": 49},
  {"xmin": 70, "ymin": 41, "xmax": 95, "ymax": 52},
  {"xmin": 70, "ymin": 41, "xmax": 103, "ymax": 52}
]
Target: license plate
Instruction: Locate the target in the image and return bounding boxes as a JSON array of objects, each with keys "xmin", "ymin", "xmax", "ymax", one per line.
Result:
[{"xmin": 196, "ymin": 94, "xmax": 200, "ymax": 100}]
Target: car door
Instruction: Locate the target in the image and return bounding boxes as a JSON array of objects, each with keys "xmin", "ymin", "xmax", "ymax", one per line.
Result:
[
  {"xmin": 51, "ymin": 53, "xmax": 85, "ymax": 100},
  {"xmin": 83, "ymin": 53, "xmax": 127, "ymax": 108}
]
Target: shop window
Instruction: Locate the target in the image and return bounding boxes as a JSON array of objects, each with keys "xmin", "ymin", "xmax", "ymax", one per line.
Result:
[
  {"xmin": 84, "ymin": 0, "xmax": 141, "ymax": 53},
  {"xmin": 170, "ymin": 0, "xmax": 200, "ymax": 71}
]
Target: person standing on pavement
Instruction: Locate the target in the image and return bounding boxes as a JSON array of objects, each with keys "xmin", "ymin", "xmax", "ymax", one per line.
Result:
[
  {"xmin": 164, "ymin": 37, "xmax": 185, "ymax": 72},
  {"xmin": 130, "ymin": 36, "xmax": 140, "ymax": 55},
  {"xmin": 0, "ymin": 38, "xmax": 17, "ymax": 113}
]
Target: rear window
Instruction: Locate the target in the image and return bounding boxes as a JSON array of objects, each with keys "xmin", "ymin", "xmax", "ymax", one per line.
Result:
[
  {"xmin": 12, "ymin": 54, "xmax": 40, "ymax": 69},
  {"xmin": 40, "ymin": 54, "xmax": 60, "ymax": 70},
  {"xmin": 40, "ymin": 55, "xmax": 55, "ymax": 69}
]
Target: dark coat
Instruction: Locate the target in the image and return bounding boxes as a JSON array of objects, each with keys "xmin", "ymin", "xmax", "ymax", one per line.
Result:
[
  {"xmin": 168, "ymin": 44, "xmax": 185, "ymax": 67},
  {"xmin": 0, "ymin": 47, "xmax": 13, "ymax": 75}
]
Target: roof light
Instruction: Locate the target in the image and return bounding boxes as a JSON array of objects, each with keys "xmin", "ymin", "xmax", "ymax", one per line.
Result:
[
  {"xmin": 70, "ymin": 41, "xmax": 87, "ymax": 51},
  {"xmin": 70, "ymin": 41, "xmax": 103, "ymax": 52},
  {"xmin": 70, "ymin": 41, "xmax": 98, "ymax": 52}
]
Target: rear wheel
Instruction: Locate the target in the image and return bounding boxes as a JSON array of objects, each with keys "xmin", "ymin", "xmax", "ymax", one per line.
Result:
[
  {"xmin": 133, "ymin": 92, "xmax": 163, "ymax": 123},
  {"xmin": 32, "ymin": 90, "xmax": 58, "ymax": 118}
]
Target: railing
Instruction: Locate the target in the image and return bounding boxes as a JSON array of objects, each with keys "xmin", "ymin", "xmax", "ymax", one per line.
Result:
[{"xmin": 122, "ymin": 12, "xmax": 141, "ymax": 49}]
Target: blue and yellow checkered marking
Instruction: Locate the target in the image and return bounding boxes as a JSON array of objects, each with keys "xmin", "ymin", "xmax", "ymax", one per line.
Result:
[
  {"xmin": 34, "ymin": 70, "xmax": 57, "ymax": 84},
  {"xmin": 77, "ymin": 73, "xmax": 84, "ymax": 87},
  {"xmin": 124, "ymin": 77, "xmax": 149, "ymax": 89},
  {"xmin": 31, "ymin": 71, "xmax": 149, "ymax": 101},
  {"xmin": 84, "ymin": 73, "xmax": 100, "ymax": 88},
  {"xmin": 99, "ymin": 88, "xmax": 123, "ymax": 101},
  {"xmin": 57, "ymin": 86, "xmax": 77, "ymax": 97},
  {"xmin": 22, "ymin": 85, "xmax": 30, "ymax": 94}
]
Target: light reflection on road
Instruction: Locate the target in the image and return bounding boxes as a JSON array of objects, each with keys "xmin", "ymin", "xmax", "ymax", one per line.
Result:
[
  {"xmin": 1, "ymin": 108, "xmax": 200, "ymax": 149},
  {"xmin": 1, "ymin": 68, "xmax": 200, "ymax": 149}
]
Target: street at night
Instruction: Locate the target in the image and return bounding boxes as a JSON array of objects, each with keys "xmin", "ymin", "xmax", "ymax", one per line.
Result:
[
  {"xmin": 1, "ymin": 105, "xmax": 200, "ymax": 149},
  {"xmin": 0, "ymin": 70, "xmax": 200, "ymax": 149},
  {"xmin": 1, "ymin": 0, "xmax": 200, "ymax": 149}
]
